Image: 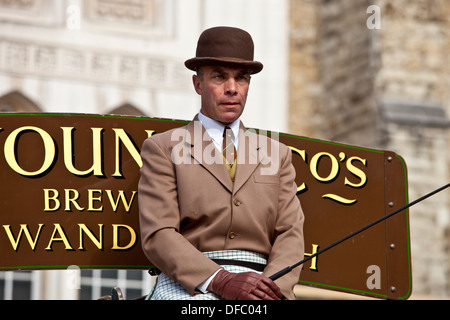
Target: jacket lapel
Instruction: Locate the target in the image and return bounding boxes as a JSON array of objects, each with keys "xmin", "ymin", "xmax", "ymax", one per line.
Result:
[
  {"xmin": 233, "ymin": 125, "xmax": 265, "ymax": 194},
  {"xmin": 184, "ymin": 118, "xmax": 234, "ymax": 193},
  {"xmin": 183, "ymin": 117, "xmax": 267, "ymax": 194}
]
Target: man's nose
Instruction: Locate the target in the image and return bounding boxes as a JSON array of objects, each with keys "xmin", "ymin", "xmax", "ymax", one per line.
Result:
[{"xmin": 224, "ymin": 78, "xmax": 237, "ymax": 95}]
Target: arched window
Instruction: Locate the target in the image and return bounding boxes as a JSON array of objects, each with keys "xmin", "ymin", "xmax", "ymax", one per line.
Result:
[
  {"xmin": 0, "ymin": 91, "xmax": 42, "ymax": 113},
  {"xmin": 108, "ymin": 103, "xmax": 147, "ymax": 116}
]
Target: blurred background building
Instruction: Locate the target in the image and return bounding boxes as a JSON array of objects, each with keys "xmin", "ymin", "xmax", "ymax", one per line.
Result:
[{"xmin": 0, "ymin": 0, "xmax": 448, "ymax": 299}]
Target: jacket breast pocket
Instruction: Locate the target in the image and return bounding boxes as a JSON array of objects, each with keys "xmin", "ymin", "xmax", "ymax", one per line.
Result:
[{"xmin": 253, "ymin": 174, "xmax": 279, "ymax": 184}]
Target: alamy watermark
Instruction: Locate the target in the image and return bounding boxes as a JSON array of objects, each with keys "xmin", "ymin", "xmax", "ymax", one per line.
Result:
[
  {"xmin": 65, "ymin": 4, "xmax": 380, "ymax": 31},
  {"xmin": 367, "ymin": 5, "xmax": 381, "ymax": 30},
  {"xmin": 66, "ymin": 265, "xmax": 81, "ymax": 290},
  {"xmin": 66, "ymin": 4, "xmax": 81, "ymax": 30},
  {"xmin": 366, "ymin": 264, "xmax": 381, "ymax": 290},
  {"xmin": 170, "ymin": 121, "xmax": 280, "ymax": 176}
]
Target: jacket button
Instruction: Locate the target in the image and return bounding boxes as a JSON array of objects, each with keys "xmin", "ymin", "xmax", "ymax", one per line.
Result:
[
  {"xmin": 233, "ymin": 199, "xmax": 241, "ymax": 206},
  {"xmin": 229, "ymin": 232, "xmax": 236, "ymax": 239}
]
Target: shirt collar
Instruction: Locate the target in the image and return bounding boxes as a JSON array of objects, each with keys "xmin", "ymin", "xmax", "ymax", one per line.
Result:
[{"xmin": 198, "ymin": 111, "xmax": 240, "ymax": 148}]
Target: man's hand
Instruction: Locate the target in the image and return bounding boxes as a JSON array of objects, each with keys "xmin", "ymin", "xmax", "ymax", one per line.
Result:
[{"xmin": 208, "ymin": 269, "xmax": 282, "ymax": 300}]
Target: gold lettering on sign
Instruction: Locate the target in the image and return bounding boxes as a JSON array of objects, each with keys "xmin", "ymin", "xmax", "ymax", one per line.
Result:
[
  {"xmin": 322, "ymin": 194, "xmax": 356, "ymax": 205},
  {"xmin": 4, "ymin": 126, "xmax": 55, "ymax": 176},
  {"xmin": 288, "ymin": 146, "xmax": 306, "ymax": 193},
  {"xmin": 3, "ymin": 224, "xmax": 44, "ymax": 251},
  {"xmin": 111, "ymin": 224, "xmax": 137, "ymax": 250},
  {"xmin": 304, "ymin": 244, "xmax": 319, "ymax": 271},
  {"xmin": 2, "ymin": 223, "xmax": 138, "ymax": 251},
  {"xmin": 78, "ymin": 224, "xmax": 103, "ymax": 250},
  {"xmin": 43, "ymin": 189, "xmax": 137, "ymax": 212},
  {"xmin": 112, "ymin": 129, "xmax": 155, "ymax": 177},
  {"xmin": 289, "ymin": 147, "xmax": 367, "ymax": 205},
  {"xmin": 88, "ymin": 189, "xmax": 103, "ymax": 211},
  {"xmin": 112, "ymin": 128, "xmax": 142, "ymax": 177},
  {"xmin": 345, "ymin": 156, "xmax": 367, "ymax": 188},
  {"xmin": 105, "ymin": 190, "xmax": 137, "ymax": 212},
  {"xmin": 65, "ymin": 189, "xmax": 84, "ymax": 211},
  {"xmin": 2, "ymin": 126, "xmax": 156, "ymax": 177},
  {"xmin": 62, "ymin": 127, "xmax": 103, "ymax": 176},
  {"xmin": 310, "ymin": 152, "xmax": 339, "ymax": 182},
  {"xmin": 45, "ymin": 223, "xmax": 73, "ymax": 251},
  {"xmin": 43, "ymin": 189, "xmax": 61, "ymax": 211}
]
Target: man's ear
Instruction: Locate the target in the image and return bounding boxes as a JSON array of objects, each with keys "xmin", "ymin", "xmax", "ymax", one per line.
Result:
[{"xmin": 192, "ymin": 75, "xmax": 202, "ymax": 95}]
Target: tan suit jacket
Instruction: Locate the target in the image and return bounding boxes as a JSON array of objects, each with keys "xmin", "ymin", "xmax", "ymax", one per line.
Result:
[{"xmin": 138, "ymin": 116, "xmax": 305, "ymax": 299}]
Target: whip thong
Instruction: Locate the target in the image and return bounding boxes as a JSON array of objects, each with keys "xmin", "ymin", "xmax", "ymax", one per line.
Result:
[{"xmin": 269, "ymin": 183, "xmax": 450, "ymax": 281}]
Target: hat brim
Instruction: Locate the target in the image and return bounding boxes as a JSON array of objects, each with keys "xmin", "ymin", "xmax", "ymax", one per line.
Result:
[{"xmin": 184, "ymin": 57, "xmax": 263, "ymax": 74}]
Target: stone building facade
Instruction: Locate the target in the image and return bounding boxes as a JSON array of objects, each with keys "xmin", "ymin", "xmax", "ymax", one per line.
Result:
[
  {"xmin": 289, "ymin": 0, "xmax": 450, "ymax": 297},
  {"xmin": 0, "ymin": 0, "xmax": 448, "ymax": 299},
  {"xmin": 0, "ymin": 0, "xmax": 291, "ymax": 299}
]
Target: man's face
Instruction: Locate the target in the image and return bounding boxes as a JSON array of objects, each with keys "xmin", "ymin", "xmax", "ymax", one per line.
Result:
[{"xmin": 193, "ymin": 66, "xmax": 251, "ymax": 125}]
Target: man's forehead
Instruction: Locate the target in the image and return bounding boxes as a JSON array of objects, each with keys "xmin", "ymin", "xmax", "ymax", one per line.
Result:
[{"xmin": 203, "ymin": 65, "xmax": 251, "ymax": 75}]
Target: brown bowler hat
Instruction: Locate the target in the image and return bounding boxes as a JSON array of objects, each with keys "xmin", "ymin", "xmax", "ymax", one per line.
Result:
[{"xmin": 185, "ymin": 26, "xmax": 263, "ymax": 74}]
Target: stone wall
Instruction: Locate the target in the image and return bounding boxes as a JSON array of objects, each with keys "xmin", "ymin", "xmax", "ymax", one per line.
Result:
[
  {"xmin": 376, "ymin": 0, "xmax": 450, "ymax": 297},
  {"xmin": 289, "ymin": 0, "xmax": 380, "ymax": 147},
  {"xmin": 289, "ymin": 0, "xmax": 320, "ymax": 138},
  {"xmin": 289, "ymin": 0, "xmax": 450, "ymax": 297}
]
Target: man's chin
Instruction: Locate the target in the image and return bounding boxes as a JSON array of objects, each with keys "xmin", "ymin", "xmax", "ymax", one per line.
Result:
[
  {"xmin": 218, "ymin": 117, "xmax": 239, "ymax": 125},
  {"xmin": 218, "ymin": 110, "xmax": 243, "ymax": 124}
]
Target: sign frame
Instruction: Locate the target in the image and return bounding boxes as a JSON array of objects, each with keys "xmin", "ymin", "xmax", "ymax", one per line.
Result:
[{"xmin": 0, "ymin": 113, "xmax": 412, "ymax": 299}]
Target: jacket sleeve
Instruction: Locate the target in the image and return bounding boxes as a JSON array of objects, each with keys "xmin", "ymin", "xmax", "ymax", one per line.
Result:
[{"xmin": 263, "ymin": 145, "xmax": 305, "ymax": 300}]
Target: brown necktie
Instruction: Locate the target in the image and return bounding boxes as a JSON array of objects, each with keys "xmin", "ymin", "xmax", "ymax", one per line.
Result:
[{"xmin": 222, "ymin": 126, "xmax": 236, "ymax": 165}]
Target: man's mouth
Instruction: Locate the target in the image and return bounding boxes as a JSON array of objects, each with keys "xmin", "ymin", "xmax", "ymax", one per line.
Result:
[{"xmin": 222, "ymin": 101, "xmax": 240, "ymax": 106}]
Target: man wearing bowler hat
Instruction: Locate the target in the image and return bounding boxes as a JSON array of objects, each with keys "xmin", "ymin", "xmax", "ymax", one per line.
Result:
[{"xmin": 138, "ymin": 26, "xmax": 305, "ymax": 300}]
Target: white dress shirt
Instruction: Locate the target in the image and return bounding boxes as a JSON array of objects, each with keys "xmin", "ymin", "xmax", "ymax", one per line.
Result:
[{"xmin": 198, "ymin": 111, "xmax": 240, "ymax": 151}]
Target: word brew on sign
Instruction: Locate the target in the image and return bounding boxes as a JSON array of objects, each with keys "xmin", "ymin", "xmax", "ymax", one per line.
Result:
[{"xmin": 0, "ymin": 113, "xmax": 411, "ymax": 299}]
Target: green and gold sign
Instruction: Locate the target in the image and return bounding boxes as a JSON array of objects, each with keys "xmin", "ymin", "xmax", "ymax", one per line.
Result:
[{"xmin": 0, "ymin": 113, "xmax": 411, "ymax": 299}]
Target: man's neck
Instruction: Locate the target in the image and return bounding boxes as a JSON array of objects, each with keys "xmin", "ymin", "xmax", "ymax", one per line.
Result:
[{"xmin": 198, "ymin": 111, "xmax": 240, "ymax": 149}]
